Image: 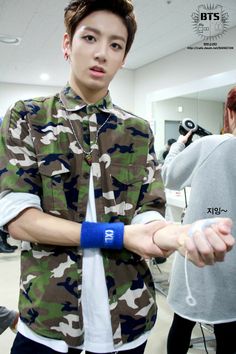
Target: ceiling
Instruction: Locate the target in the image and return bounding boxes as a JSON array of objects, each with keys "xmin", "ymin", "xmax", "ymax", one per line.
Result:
[
  {"xmin": 183, "ymin": 84, "xmax": 234, "ymax": 102},
  {"xmin": 0, "ymin": 0, "xmax": 236, "ymax": 96}
]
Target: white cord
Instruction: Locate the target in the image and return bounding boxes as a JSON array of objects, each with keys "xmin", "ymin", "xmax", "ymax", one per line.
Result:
[
  {"xmin": 184, "ymin": 251, "xmax": 197, "ymax": 306},
  {"xmin": 184, "ymin": 218, "xmax": 220, "ymax": 306}
]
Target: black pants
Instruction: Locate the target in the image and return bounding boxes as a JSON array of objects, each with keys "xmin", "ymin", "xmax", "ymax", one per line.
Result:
[
  {"xmin": 167, "ymin": 313, "xmax": 236, "ymax": 354},
  {"xmin": 11, "ymin": 333, "xmax": 147, "ymax": 354}
]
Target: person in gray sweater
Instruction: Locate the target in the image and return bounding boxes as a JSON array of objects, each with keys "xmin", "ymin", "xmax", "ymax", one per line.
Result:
[
  {"xmin": 161, "ymin": 86, "xmax": 236, "ymax": 354},
  {"xmin": 0, "ymin": 306, "xmax": 18, "ymax": 335}
]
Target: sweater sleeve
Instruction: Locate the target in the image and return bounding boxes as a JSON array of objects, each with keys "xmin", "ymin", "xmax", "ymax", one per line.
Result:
[
  {"xmin": 162, "ymin": 134, "xmax": 234, "ymax": 192},
  {"xmin": 0, "ymin": 101, "xmax": 41, "ymax": 196},
  {"xmin": 0, "ymin": 307, "xmax": 18, "ymax": 334},
  {"xmin": 0, "ymin": 191, "xmax": 42, "ymax": 228},
  {"xmin": 161, "ymin": 139, "xmax": 203, "ymax": 190}
]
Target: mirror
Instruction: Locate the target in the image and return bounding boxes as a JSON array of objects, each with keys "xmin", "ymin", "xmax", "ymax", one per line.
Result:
[
  {"xmin": 149, "ymin": 81, "xmax": 236, "ymax": 224},
  {"xmin": 150, "ymin": 83, "xmax": 235, "ymax": 153},
  {"xmin": 154, "ymin": 89, "xmax": 224, "ymax": 151}
]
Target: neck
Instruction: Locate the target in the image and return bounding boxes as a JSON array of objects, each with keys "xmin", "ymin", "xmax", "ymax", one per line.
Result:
[
  {"xmin": 229, "ymin": 111, "xmax": 236, "ymax": 136},
  {"xmin": 232, "ymin": 128, "xmax": 236, "ymax": 136},
  {"xmin": 69, "ymin": 79, "xmax": 108, "ymax": 104},
  {"xmin": 232, "ymin": 112, "xmax": 236, "ymax": 136}
]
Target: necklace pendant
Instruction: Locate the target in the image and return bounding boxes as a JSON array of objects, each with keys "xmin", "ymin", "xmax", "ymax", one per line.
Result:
[{"xmin": 85, "ymin": 153, "xmax": 92, "ymax": 166}]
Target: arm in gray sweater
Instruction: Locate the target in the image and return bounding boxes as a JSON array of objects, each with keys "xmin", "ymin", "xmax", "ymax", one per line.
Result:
[
  {"xmin": 0, "ymin": 306, "xmax": 18, "ymax": 334},
  {"xmin": 161, "ymin": 134, "xmax": 232, "ymax": 191}
]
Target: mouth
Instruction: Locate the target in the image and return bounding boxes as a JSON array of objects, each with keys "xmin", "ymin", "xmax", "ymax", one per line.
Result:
[
  {"xmin": 90, "ymin": 66, "xmax": 105, "ymax": 73},
  {"xmin": 89, "ymin": 66, "xmax": 106, "ymax": 79}
]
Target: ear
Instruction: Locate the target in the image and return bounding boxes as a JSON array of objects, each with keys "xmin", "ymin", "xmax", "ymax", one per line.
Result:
[
  {"xmin": 62, "ymin": 33, "xmax": 71, "ymax": 58},
  {"xmin": 120, "ymin": 59, "xmax": 126, "ymax": 69}
]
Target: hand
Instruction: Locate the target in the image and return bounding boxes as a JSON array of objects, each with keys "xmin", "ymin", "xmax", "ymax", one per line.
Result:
[
  {"xmin": 153, "ymin": 218, "xmax": 234, "ymax": 267},
  {"xmin": 177, "ymin": 130, "xmax": 192, "ymax": 145},
  {"xmin": 124, "ymin": 221, "xmax": 172, "ymax": 259},
  {"xmin": 181, "ymin": 218, "xmax": 234, "ymax": 266}
]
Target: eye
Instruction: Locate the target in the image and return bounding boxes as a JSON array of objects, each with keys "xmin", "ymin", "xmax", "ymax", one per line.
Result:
[
  {"xmin": 111, "ymin": 42, "xmax": 123, "ymax": 50},
  {"xmin": 82, "ymin": 35, "xmax": 96, "ymax": 43}
]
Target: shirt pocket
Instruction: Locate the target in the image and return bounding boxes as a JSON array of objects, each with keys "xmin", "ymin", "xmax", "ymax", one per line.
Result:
[
  {"xmin": 108, "ymin": 163, "xmax": 147, "ymax": 213},
  {"xmin": 37, "ymin": 154, "xmax": 71, "ymax": 212}
]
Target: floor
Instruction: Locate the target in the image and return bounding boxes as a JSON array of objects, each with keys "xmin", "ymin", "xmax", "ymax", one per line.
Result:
[{"xmin": 0, "ymin": 241, "xmax": 216, "ymax": 354}]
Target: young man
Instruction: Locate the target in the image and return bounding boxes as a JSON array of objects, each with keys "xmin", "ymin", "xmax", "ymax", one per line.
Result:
[
  {"xmin": 157, "ymin": 138, "xmax": 176, "ymax": 164},
  {"xmin": 0, "ymin": 1, "xmax": 233, "ymax": 353}
]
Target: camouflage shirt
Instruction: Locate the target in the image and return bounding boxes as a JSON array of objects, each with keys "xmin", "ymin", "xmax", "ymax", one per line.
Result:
[{"xmin": 0, "ymin": 84, "xmax": 165, "ymax": 347}]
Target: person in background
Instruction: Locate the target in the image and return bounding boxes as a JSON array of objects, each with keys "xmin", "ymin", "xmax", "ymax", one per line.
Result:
[
  {"xmin": 157, "ymin": 138, "xmax": 177, "ymax": 164},
  {"xmin": 0, "ymin": 306, "xmax": 19, "ymax": 335},
  {"xmin": 162, "ymin": 87, "xmax": 236, "ymax": 354},
  {"xmin": 0, "ymin": 229, "xmax": 17, "ymax": 253},
  {"xmin": 0, "ymin": 1, "xmax": 234, "ymax": 353}
]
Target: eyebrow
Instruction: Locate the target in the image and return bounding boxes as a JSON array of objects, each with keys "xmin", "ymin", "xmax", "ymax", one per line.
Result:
[{"xmin": 81, "ymin": 26, "xmax": 127, "ymax": 43}]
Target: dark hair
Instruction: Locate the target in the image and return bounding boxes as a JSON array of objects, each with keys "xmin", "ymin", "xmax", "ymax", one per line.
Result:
[
  {"xmin": 162, "ymin": 150, "xmax": 169, "ymax": 160},
  {"xmin": 64, "ymin": 0, "xmax": 137, "ymax": 57},
  {"xmin": 167, "ymin": 138, "xmax": 176, "ymax": 146},
  {"xmin": 226, "ymin": 87, "xmax": 236, "ymax": 112}
]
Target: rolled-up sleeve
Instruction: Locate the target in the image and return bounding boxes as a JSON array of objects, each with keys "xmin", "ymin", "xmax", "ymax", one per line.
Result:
[
  {"xmin": 0, "ymin": 102, "xmax": 43, "ymax": 228},
  {"xmin": 0, "ymin": 191, "xmax": 42, "ymax": 228},
  {"xmin": 0, "ymin": 101, "xmax": 42, "ymax": 196}
]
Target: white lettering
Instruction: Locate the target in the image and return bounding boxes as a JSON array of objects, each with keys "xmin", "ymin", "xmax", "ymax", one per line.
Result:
[{"xmin": 105, "ymin": 229, "xmax": 114, "ymax": 243}]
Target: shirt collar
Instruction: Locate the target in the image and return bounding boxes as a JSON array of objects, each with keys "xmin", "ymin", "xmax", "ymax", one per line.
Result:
[{"xmin": 59, "ymin": 83, "xmax": 113, "ymax": 115}]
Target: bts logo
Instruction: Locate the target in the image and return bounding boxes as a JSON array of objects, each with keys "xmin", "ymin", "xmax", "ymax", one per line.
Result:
[
  {"xmin": 192, "ymin": 4, "xmax": 229, "ymax": 40},
  {"xmin": 200, "ymin": 12, "xmax": 220, "ymax": 21}
]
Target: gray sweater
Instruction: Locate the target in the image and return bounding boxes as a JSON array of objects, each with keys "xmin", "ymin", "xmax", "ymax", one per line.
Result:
[
  {"xmin": 0, "ymin": 306, "xmax": 17, "ymax": 334},
  {"xmin": 162, "ymin": 134, "xmax": 236, "ymax": 323}
]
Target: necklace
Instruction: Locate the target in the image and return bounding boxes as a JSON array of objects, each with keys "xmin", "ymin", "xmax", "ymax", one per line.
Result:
[{"xmin": 66, "ymin": 111, "xmax": 111, "ymax": 166}]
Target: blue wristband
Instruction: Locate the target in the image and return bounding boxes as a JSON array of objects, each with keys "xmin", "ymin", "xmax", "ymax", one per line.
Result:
[{"xmin": 80, "ymin": 222, "xmax": 124, "ymax": 249}]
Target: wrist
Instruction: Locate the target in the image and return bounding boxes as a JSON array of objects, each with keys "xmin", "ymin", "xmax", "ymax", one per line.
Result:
[
  {"xmin": 153, "ymin": 223, "xmax": 183, "ymax": 253},
  {"xmin": 80, "ymin": 222, "xmax": 124, "ymax": 249},
  {"xmin": 123, "ymin": 225, "xmax": 133, "ymax": 250}
]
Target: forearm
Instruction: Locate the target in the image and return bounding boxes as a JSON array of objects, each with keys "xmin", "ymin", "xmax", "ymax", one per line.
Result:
[
  {"xmin": 7, "ymin": 208, "xmax": 81, "ymax": 246},
  {"xmin": 7, "ymin": 208, "xmax": 163, "ymax": 254},
  {"xmin": 8, "ymin": 208, "xmax": 234, "ymax": 267},
  {"xmin": 7, "ymin": 208, "xmax": 166, "ymax": 255}
]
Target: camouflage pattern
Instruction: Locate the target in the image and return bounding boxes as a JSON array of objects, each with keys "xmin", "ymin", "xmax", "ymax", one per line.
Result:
[{"xmin": 0, "ymin": 84, "xmax": 165, "ymax": 347}]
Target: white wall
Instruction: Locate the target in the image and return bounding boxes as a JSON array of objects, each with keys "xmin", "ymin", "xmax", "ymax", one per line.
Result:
[
  {"xmin": 109, "ymin": 68, "xmax": 134, "ymax": 112},
  {"xmin": 0, "ymin": 83, "xmax": 62, "ymax": 117},
  {"xmin": 134, "ymin": 26, "xmax": 236, "ymax": 118},
  {"xmin": 154, "ymin": 97, "xmax": 224, "ymax": 152},
  {"xmin": 0, "ymin": 68, "xmax": 134, "ymax": 117}
]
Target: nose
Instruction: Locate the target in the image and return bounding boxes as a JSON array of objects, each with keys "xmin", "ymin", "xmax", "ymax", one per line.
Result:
[{"xmin": 94, "ymin": 41, "xmax": 108, "ymax": 63}]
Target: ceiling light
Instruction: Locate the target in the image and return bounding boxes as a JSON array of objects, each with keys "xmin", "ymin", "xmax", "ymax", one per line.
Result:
[
  {"xmin": 0, "ymin": 35, "xmax": 21, "ymax": 45},
  {"xmin": 40, "ymin": 73, "xmax": 50, "ymax": 81},
  {"xmin": 178, "ymin": 106, "xmax": 183, "ymax": 113}
]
